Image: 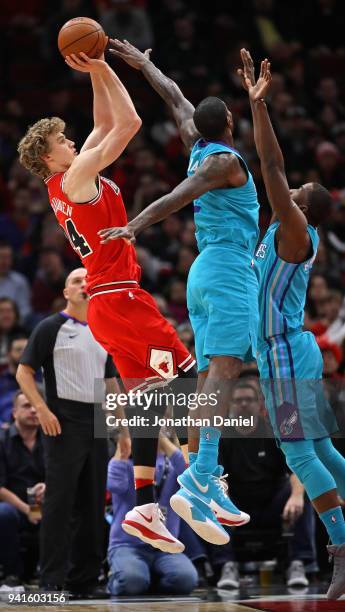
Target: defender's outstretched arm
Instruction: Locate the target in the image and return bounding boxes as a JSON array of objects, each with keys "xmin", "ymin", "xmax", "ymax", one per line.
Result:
[
  {"xmin": 110, "ymin": 39, "xmax": 199, "ymax": 150},
  {"xmin": 98, "ymin": 153, "xmax": 245, "ymax": 243},
  {"xmin": 239, "ymin": 49, "xmax": 309, "ymax": 257}
]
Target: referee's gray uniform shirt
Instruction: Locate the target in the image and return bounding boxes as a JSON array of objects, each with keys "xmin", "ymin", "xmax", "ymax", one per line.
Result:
[{"xmin": 20, "ymin": 311, "xmax": 116, "ymax": 414}]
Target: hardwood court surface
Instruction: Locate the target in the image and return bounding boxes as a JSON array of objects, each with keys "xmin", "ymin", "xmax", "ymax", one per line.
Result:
[
  {"xmin": 0, "ymin": 603, "xmax": 260, "ymax": 612},
  {"xmin": 2, "ymin": 598, "xmax": 345, "ymax": 612}
]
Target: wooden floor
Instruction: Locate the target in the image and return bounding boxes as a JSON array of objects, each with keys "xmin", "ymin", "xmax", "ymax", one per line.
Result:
[
  {"xmin": 3, "ymin": 598, "xmax": 345, "ymax": 612},
  {"xmin": 0, "ymin": 604, "xmax": 261, "ymax": 612}
]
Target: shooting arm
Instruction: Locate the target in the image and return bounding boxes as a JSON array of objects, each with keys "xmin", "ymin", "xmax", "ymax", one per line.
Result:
[
  {"xmin": 80, "ymin": 72, "xmax": 116, "ymax": 152},
  {"xmin": 65, "ymin": 64, "xmax": 141, "ymax": 194}
]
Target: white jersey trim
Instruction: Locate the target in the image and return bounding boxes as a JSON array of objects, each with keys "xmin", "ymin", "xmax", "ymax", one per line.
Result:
[
  {"xmin": 89, "ymin": 288, "xmax": 134, "ymax": 299},
  {"xmin": 93, "ymin": 280, "xmax": 138, "ymax": 288},
  {"xmin": 44, "ymin": 173, "xmax": 60, "ymax": 184},
  {"xmin": 183, "ymin": 360, "xmax": 196, "ymax": 372},
  {"xmin": 60, "ymin": 172, "xmax": 103, "ymax": 206},
  {"xmin": 178, "ymin": 354, "xmax": 193, "ymax": 368}
]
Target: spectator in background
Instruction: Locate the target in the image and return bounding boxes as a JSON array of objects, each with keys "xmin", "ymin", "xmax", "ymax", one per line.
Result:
[
  {"xmin": 176, "ymin": 246, "xmax": 196, "ymax": 279},
  {"xmin": 325, "ymin": 192, "xmax": 345, "ymax": 280},
  {"xmin": 0, "ymin": 187, "xmax": 41, "ymax": 253},
  {"xmin": 317, "ymin": 337, "xmax": 343, "ymax": 380},
  {"xmin": 166, "ymin": 278, "xmax": 188, "ymax": 324},
  {"xmin": 107, "ymin": 434, "xmax": 197, "ymax": 596},
  {"xmin": 0, "ymin": 298, "xmax": 26, "ymax": 372},
  {"xmin": 322, "ymin": 295, "xmax": 345, "ymax": 348},
  {"xmin": 159, "ymin": 15, "xmax": 209, "ymax": 87},
  {"xmin": 176, "ymin": 321, "xmax": 194, "ymax": 356},
  {"xmin": 320, "ymin": 290, "xmax": 344, "ymax": 332},
  {"xmin": 135, "ymin": 246, "xmax": 172, "ymax": 293},
  {"xmin": 40, "ymin": 0, "xmax": 97, "ymax": 74},
  {"xmin": 0, "ymin": 242, "xmax": 31, "ymax": 322},
  {"xmin": 129, "ymin": 173, "xmax": 169, "ymax": 219},
  {"xmin": 316, "ymin": 78, "xmax": 345, "ymax": 120},
  {"xmin": 305, "ymin": 274, "xmax": 330, "ymax": 324},
  {"xmin": 0, "ymin": 335, "xmax": 28, "ymax": 428},
  {"xmin": 98, "ymin": 0, "xmax": 154, "ymax": 51},
  {"xmin": 332, "ymin": 123, "xmax": 345, "ymax": 157},
  {"xmin": 0, "ymin": 391, "xmax": 45, "ymax": 584},
  {"xmin": 31, "ymin": 248, "xmax": 66, "ymax": 319},
  {"xmin": 315, "ymin": 141, "xmax": 344, "ymax": 190},
  {"xmin": 310, "ymin": 290, "xmax": 343, "ymax": 338}
]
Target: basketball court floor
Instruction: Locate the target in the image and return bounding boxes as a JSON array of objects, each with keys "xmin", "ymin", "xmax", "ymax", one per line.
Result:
[{"xmin": 1, "ymin": 585, "xmax": 344, "ymax": 611}]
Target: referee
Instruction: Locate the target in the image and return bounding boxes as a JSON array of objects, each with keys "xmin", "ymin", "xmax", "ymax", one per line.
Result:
[{"xmin": 16, "ymin": 268, "xmax": 117, "ymax": 597}]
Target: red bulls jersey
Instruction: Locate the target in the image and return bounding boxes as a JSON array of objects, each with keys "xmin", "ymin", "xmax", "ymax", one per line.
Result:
[{"xmin": 45, "ymin": 172, "xmax": 141, "ymax": 291}]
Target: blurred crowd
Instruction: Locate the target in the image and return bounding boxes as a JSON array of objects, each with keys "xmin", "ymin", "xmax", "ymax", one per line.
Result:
[
  {"xmin": 1, "ymin": 0, "xmax": 345, "ymax": 384},
  {"xmin": 1, "ymin": 0, "xmax": 345, "ymax": 594},
  {"xmin": 0, "ymin": 0, "xmax": 345, "ymax": 365}
]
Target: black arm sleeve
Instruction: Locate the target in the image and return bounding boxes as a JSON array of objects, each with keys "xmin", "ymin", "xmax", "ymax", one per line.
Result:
[{"xmin": 105, "ymin": 354, "xmax": 117, "ymax": 379}]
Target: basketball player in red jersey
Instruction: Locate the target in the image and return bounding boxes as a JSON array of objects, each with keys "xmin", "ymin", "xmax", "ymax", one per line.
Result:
[{"xmin": 18, "ymin": 52, "xmax": 196, "ymax": 553}]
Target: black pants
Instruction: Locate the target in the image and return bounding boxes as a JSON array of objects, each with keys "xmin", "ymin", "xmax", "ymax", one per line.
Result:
[{"xmin": 39, "ymin": 402, "xmax": 108, "ymax": 588}]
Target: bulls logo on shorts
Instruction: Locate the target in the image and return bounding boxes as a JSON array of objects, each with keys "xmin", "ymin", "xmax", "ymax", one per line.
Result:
[{"xmin": 148, "ymin": 348, "xmax": 176, "ymax": 379}]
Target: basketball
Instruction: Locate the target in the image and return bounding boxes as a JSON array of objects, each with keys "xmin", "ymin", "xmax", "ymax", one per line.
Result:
[{"xmin": 58, "ymin": 17, "xmax": 108, "ymax": 59}]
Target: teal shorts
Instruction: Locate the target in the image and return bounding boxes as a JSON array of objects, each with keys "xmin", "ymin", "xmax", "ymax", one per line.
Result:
[
  {"xmin": 257, "ymin": 330, "xmax": 338, "ymax": 440},
  {"xmin": 187, "ymin": 245, "xmax": 259, "ymax": 372}
]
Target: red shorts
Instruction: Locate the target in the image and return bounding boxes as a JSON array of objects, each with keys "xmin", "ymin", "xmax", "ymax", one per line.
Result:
[{"xmin": 87, "ymin": 282, "xmax": 195, "ymax": 391}]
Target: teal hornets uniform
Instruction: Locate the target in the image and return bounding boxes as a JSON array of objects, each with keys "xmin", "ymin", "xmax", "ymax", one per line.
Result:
[
  {"xmin": 187, "ymin": 139, "xmax": 260, "ymax": 372},
  {"xmin": 255, "ymin": 222, "xmax": 337, "ymax": 440}
]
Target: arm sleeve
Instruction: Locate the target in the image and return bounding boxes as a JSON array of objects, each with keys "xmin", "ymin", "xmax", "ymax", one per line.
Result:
[
  {"xmin": 105, "ymin": 354, "xmax": 117, "ymax": 379},
  {"xmin": 19, "ymin": 316, "xmax": 59, "ymax": 371}
]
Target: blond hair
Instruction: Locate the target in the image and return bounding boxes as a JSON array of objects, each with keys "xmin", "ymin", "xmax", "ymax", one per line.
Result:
[{"xmin": 17, "ymin": 117, "xmax": 65, "ymax": 179}]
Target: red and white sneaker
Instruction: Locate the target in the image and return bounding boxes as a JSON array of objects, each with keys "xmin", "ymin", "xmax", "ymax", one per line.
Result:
[{"xmin": 122, "ymin": 503, "xmax": 185, "ymax": 554}]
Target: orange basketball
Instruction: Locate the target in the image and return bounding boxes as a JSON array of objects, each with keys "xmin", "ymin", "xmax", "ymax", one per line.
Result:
[{"xmin": 58, "ymin": 17, "xmax": 108, "ymax": 59}]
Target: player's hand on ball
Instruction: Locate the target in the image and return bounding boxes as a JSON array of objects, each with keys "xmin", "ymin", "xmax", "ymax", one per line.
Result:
[
  {"xmin": 237, "ymin": 49, "xmax": 272, "ymax": 101},
  {"xmin": 37, "ymin": 406, "xmax": 62, "ymax": 436},
  {"xmin": 65, "ymin": 52, "xmax": 107, "ymax": 74},
  {"xmin": 98, "ymin": 225, "xmax": 136, "ymax": 244},
  {"xmin": 109, "ymin": 39, "xmax": 151, "ymax": 69}
]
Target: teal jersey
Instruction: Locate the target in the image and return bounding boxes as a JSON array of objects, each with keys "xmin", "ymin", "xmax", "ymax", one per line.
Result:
[
  {"xmin": 187, "ymin": 139, "xmax": 259, "ymax": 253},
  {"xmin": 255, "ymin": 222, "xmax": 319, "ymax": 343}
]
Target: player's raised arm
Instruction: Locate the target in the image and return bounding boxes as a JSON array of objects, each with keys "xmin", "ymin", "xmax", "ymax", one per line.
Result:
[
  {"xmin": 98, "ymin": 152, "xmax": 246, "ymax": 243},
  {"xmin": 63, "ymin": 53, "xmax": 141, "ymax": 200},
  {"xmin": 239, "ymin": 49, "xmax": 309, "ymax": 254},
  {"xmin": 109, "ymin": 39, "xmax": 199, "ymax": 151},
  {"xmin": 65, "ymin": 53, "xmax": 117, "ymax": 152}
]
